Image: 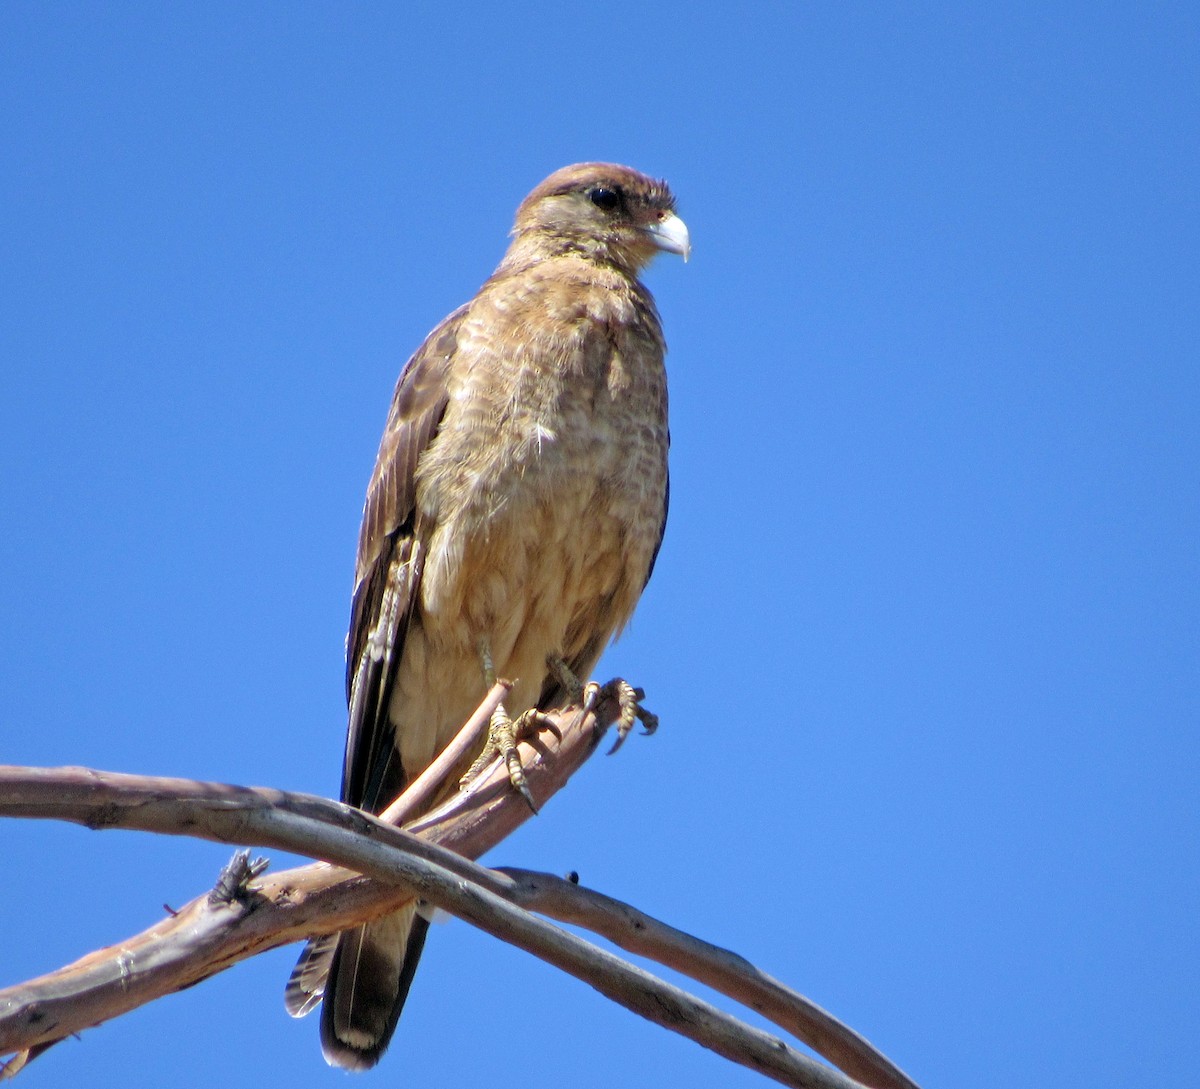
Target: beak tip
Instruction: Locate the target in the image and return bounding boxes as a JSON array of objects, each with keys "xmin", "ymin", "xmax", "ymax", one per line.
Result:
[{"xmin": 646, "ymin": 212, "xmax": 691, "ymax": 263}]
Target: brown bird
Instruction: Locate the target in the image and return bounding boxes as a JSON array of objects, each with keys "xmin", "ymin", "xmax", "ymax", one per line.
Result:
[{"xmin": 284, "ymin": 162, "xmax": 689, "ymax": 1069}]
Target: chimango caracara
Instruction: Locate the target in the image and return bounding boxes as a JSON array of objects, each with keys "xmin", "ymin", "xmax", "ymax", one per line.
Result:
[{"xmin": 284, "ymin": 163, "xmax": 689, "ymax": 1069}]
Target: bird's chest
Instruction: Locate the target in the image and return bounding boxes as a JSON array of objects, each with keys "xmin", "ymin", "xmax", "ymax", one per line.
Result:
[{"xmin": 415, "ymin": 306, "xmax": 667, "ymax": 630}]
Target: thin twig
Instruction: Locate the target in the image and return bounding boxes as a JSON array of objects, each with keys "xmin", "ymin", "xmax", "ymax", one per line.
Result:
[{"xmin": 380, "ymin": 679, "xmax": 509, "ymax": 825}]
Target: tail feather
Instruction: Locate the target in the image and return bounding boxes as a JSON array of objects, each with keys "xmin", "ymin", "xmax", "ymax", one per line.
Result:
[
  {"xmin": 284, "ymin": 933, "xmax": 339, "ymax": 1018},
  {"xmin": 313, "ymin": 906, "xmax": 431, "ymax": 1071}
]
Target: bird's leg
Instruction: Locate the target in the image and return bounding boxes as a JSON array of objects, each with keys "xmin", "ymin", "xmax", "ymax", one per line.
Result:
[
  {"xmin": 460, "ymin": 640, "xmax": 551, "ymax": 813},
  {"xmin": 547, "ymin": 655, "xmax": 596, "ymax": 707},
  {"xmin": 547, "ymin": 655, "xmax": 659, "ymax": 754}
]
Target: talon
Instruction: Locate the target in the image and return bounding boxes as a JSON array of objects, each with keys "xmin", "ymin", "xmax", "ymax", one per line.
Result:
[
  {"xmin": 607, "ymin": 679, "xmax": 640, "ymax": 753},
  {"xmin": 509, "ymin": 706, "xmax": 563, "ymax": 746},
  {"xmin": 514, "ymin": 708, "xmax": 559, "ymax": 742},
  {"xmin": 460, "ymin": 703, "xmax": 551, "ymax": 813},
  {"xmin": 550, "ymin": 671, "xmax": 658, "ymax": 752},
  {"xmin": 503, "ymin": 734, "xmax": 538, "ymax": 814},
  {"xmin": 465, "ymin": 639, "xmax": 541, "ymax": 809}
]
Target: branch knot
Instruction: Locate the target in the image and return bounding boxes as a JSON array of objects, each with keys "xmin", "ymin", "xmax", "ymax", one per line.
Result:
[{"xmin": 208, "ymin": 850, "xmax": 269, "ymax": 907}]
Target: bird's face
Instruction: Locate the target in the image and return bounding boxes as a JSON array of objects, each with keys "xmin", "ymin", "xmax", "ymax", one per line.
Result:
[{"xmin": 512, "ymin": 163, "xmax": 690, "ymax": 272}]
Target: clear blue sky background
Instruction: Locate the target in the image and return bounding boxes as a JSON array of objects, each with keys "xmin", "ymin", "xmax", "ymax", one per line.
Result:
[{"xmin": 2, "ymin": 4, "xmax": 1196, "ymax": 1087}]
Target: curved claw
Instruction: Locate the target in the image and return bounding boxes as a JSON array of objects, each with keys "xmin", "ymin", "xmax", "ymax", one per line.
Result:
[
  {"xmin": 521, "ymin": 709, "xmax": 562, "ymax": 743},
  {"xmin": 458, "ymin": 705, "xmax": 535, "ymax": 805},
  {"xmin": 505, "ymin": 746, "xmax": 538, "ymax": 814},
  {"xmin": 543, "ymin": 658, "xmax": 658, "ymax": 755},
  {"xmin": 460, "ymin": 704, "xmax": 565, "ymax": 814},
  {"xmin": 607, "ymin": 680, "xmax": 638, "ymax": 754},
  {"xmin": 581, "ymin": 681, "xmax": 602, "ymax": 714}
]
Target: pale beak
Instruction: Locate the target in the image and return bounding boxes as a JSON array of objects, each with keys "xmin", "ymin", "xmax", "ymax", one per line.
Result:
[{"xmin": 645, "ymin": 212, "xmax": 691, "ymax": 262}]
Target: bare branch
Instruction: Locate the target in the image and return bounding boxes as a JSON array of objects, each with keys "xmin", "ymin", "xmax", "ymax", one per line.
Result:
[
  {"xmin": 0, "ymin": 690, "xmax": 918, "ymax": 1089},
  {"xmin": 0, "ymin": 690, "xmax": 611, "ymax": 1063},
  {"xmin": 380, "ymin": 679, "xmax": 509, "ymax": 825},
  {"xmin": 493, "ymin": 869, "xmax": 920, "ymax": 1089}
]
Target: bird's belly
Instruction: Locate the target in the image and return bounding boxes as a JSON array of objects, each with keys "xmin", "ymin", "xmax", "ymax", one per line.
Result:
[{"xmin": 387, "ymin": 464, "xmax": 659, "ymax": 775}]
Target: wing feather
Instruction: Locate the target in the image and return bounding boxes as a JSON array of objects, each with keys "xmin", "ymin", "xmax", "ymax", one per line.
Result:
[{"xmin": 340, "ymin": 305, "xmax": 467, "ymax": 810}]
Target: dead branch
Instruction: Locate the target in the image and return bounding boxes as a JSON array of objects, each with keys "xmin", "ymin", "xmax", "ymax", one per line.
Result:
[
  {"xmin": 492, "ymin": 867, "xmax": 918, "ymax": 1089},
  {"xmin": 0, "ymin": 689, "xmax": 918, "ymax": 1089}
]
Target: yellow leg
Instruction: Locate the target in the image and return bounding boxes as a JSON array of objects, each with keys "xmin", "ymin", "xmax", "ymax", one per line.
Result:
[{"xmin": 460, "ymin": 639, "xmax": 546, "ymax": 812}]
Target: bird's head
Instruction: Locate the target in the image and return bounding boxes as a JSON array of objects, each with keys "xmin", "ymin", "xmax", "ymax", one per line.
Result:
[{"xmin": 508, "ymin": 162, "xmax": 690, "ymax": 274}]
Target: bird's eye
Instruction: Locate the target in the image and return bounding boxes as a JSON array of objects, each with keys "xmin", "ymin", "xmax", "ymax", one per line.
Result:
[{"xmin": 588, "ymin": 187, "xmax": 621, "ymax": 211}]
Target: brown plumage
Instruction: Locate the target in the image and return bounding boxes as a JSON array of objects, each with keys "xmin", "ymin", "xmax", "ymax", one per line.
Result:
[{"xmin": 284, "ymin": 162, "xmax": 689, "ymax": 1069}]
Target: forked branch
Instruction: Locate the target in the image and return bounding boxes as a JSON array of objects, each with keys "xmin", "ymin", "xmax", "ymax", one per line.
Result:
[{"xmin": 0, "ymin": 686, "xmax": 918, "ymax": 1089}]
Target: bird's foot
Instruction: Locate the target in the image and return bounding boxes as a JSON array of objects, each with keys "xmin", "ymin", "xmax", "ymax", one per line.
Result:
[
  {"xmin": 547, "ymin": 657, "xmax": 658, "ymax": 755},
  {"xmin": 603, "ymin": 678, "xmax": 659, "ymax": 754},
  {"xmin": 460, "ymin": 703, "xmax": 557, "ymax": 813}
]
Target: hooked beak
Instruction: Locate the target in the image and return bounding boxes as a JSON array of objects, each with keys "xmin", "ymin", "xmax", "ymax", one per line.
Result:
[{"xmin": 645, "ymin": 212, "xmax": 691, "ymax": 262}]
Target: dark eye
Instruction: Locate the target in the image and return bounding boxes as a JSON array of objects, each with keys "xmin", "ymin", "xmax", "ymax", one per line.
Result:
[{"xmin": 588, "ymin": 187, "xmax": 621, "ymax": 211}]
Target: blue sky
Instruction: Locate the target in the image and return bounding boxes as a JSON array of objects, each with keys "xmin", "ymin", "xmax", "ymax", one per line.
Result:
[{"xmin": 2, "ymin": 4, "xmax": 1196, "ymax": 1087}]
